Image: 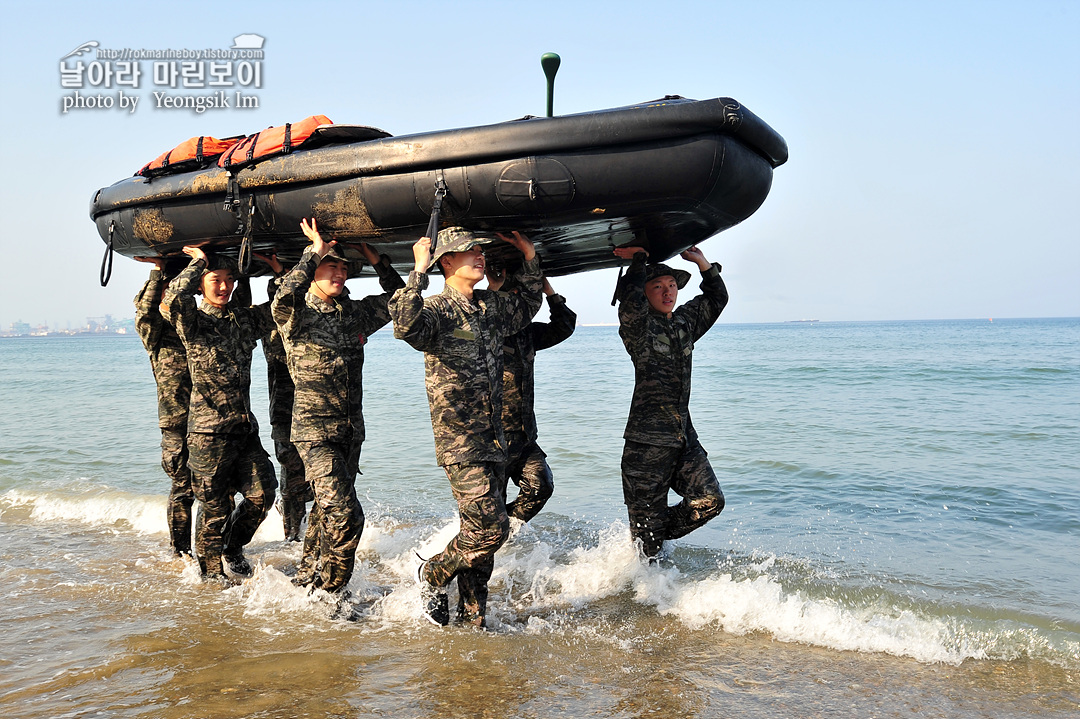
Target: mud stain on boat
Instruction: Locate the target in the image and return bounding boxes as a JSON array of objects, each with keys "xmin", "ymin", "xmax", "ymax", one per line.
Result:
[
  {"xmin": 311, "ymin": 185, "xmax": 376, "ymax": 234},
  {"xmin": 132, "ymin": 208, "xmax": 174, "ymax": 245},
  {"xmin": 190, "ymin": 173, "xmax": 229, "ymax": 195}
]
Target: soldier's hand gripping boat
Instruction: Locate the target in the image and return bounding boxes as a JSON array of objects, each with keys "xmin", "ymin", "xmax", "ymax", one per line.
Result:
[{"xmin": 90, "ymin": 96, "xmax": 787, "ymax": 279}]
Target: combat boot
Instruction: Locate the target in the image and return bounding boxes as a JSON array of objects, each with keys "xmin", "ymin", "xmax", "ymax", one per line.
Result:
[
  {"xmin": 224, "ymin": 552, "xmax": 253, "ymax": 577},
  {"xmin": 417, "ymin": 559, "xmax": 449, "ymax": 626}
]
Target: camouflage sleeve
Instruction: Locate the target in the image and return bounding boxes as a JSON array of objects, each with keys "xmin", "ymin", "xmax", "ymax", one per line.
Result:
[
  {"xmin": 252, "ymin": 301, "xmax": 276, "ymax": 340},
  {"xmin": 501, "ymin": 256, "xmax": 544, "ymax": 336},
  {"xmin": 231, "ymin": 300, "xmax": 275, "ymax": 342},
  {"xmin": 349, "ymin": 255, "xmax": 406, "ymax": 337},
  {"xmin": 389, "ymin": 271, "xmax": 439, "ymax": 351},
  {"xmin": 161, "ymin": 257, "xmax": 206, "ymax": 344},
  {"xmin": 617, "ymin": 252, "xmax": 650, "ymax": 354},
  {"xmin": 271, "ymin": 248, "xmax": 319, "ymax": 335},
  {"xmin": 231, "ymin": 274, "xmax": 253, "ymax": 308},
  {"xmin": 531, "ymin": 293, "xmax": 577, "ymax": 351},
  {"xmin": 676, "ymin": 263, "xmax": 729, "ymax": 342},
  {"xmin": 262, "ymin": 277, "xmax": 281, "ymax": 334},
  {"xmin": 374, "ymin": 254, "xmax": 406, "ymax": 294},
  {"xmin": 133, "ymin": 269, "xmax": 164, "ymax": 352}
]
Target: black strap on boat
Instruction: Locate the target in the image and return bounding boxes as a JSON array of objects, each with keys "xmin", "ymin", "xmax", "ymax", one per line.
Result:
[
  {"xmin": 244, "ymin": 131, "xmax": 260, "ymax": 164},
  {"xmin": 610, "ymin": 264, "xmax": 623, "ymax": 306},
  {"xmin": 238, "ymin": 195, "xmax": 255, "ymax": 275},
  {"xmin": 99, "ymin": 221, "xmax": 115, "ymax": 287},
  {"xmin": 224, "ymin": 171, "xmax": 239, "ymax": 212},
  {"xmin": 426, "ymin": 171, "xmax": 448, "ymax": 256}
]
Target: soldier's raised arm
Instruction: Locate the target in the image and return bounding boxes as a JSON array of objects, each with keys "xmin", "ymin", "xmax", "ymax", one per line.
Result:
[
  {"xmin": 389, "ymin": 236, "xmax": 440, "ymax": 352},
  {"xmin": 531, "ymin": 278, "xmax": 577, "ymax": 350},
  {"xmin": 161, "ymin": 247, "xmax": 208, "ymax": 344}
]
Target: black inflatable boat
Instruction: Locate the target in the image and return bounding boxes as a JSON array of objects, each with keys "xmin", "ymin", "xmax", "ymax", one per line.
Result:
[{"xmin": 90, "ymin": 96, "xmax": 787, "ymax": 278}]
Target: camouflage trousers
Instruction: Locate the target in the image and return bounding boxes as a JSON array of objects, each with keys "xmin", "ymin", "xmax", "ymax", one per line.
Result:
[
  {"xmin": 161, "ymin": 427, "xmax": 194, "ymax": 556},
  {"xmin": 187, "ymin": 430, "xmax": 278, "ymax": 576},
  {"xmin": 503, "ymin": 431, "xmax": 554, "ymax": 523},
  {"xmin": 274, "ymin": 438, "xmax": 310, "ymax": 542},
  {"xmin": 620, "ymin": 440, "xmax": 725, "ymax": 557},
  {"xmin": 422, "ymin": 462, "xmax": 510, "ymax": 624},
  {"xmin": 294, "ymin": 439, "xmax": 364, "ymax": 593}
]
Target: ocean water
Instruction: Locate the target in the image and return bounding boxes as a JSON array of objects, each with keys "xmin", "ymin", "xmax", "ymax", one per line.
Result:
[{"xmin": 0, "ymin": 317, "xmax": 1077, "ymax": 718}]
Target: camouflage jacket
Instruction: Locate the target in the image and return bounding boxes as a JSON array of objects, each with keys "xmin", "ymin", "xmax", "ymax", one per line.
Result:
[
  {"xmin": 161, "ymin": 257, "xmax": 275, "ymax": 435},
  {"xmin": 618, "ymin": 252, "xmax": 728, "ymax": 447},
  {"xmin": 272, "ymin": 248, "xmax": 404, "ymax": 445},
  {"xmin": 261, "ymin": 278, "xmax": 295, "ymax": 442},
  {"xmin": 501, "ymin": 293, "xmax": 576, "ymax": 440},
  {"xmin": 134, "ymin": 269, "xmax": 190, "ymax": 430},
  {"xmin": 389, "ymin": 257, "xmax": 543, "ymax": 465}
]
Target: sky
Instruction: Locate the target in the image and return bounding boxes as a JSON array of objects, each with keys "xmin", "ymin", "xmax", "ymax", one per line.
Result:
[{"xmin": 0, "ymin": 0, "xmax": 1077, "ymax": 328}]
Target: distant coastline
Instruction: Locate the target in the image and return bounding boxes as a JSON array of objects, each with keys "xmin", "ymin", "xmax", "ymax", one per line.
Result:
[
  {"xmin": 3, "ymin": 315, "xmax": 135, "ymax": 338},
  {"xmin": 0, "ymin": 329, "xmax": 136, "ymax": 339}
]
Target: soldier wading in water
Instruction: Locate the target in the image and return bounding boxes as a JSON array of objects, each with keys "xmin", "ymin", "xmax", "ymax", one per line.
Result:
[
  {"xmin": 390, "ymin": 227, "xmax": 542, "ymax": 627},
  {"xmin": 133, "ymin": 257, "xmax": 195, "ymax": 557},
  {"xmin": 162, "ymin": 247, "xmax": 280, "ymax": 580},
  {"xmin": 272, "ymin": 218, "xmax": 404, "ymax": 597},
  {"xmin": 262, "ymin": 277, "xmax": 310, "ymax": 544},
  {"xmin": 612, "ymin": 244, "xmax": 728, "ymax": 558},
  {"xmin": 484, "ymin": 268, "xmax": 575, "ymax": 527}
]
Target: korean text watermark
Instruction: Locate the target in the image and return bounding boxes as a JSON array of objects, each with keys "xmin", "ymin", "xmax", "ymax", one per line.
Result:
[{"xmin": 58, "ymin": 35, "xmax": 266, "ymax": 115}]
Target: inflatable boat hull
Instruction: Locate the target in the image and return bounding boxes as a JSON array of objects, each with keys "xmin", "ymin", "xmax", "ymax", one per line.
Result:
[{"xmin": 90, "ymin": 96, "xmax": 787, "ymax": 276}]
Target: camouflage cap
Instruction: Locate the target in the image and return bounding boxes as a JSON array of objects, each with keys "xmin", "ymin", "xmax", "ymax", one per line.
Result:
[
  {"xmin": 203, "ymin": 253, "xmax": 238, "ymax": 275},
  {"xmin": 644, "ymin": 262, "xmax": 691, "ymax": 289},
  {"xmin": 429, "ymin": 227, "xmax": 491, "ymax": 271},
  {"xmin": 320, "ymin": 243, "xmax": 348, "ymax": 262}
]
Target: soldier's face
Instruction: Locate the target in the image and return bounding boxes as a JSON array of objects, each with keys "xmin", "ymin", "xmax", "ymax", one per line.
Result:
[
  {"xmin": 201, "ymin": 269, "xmax": 235, "ymax": 308},
  {"xmin": 645, "ymin": 275, "xmax": 678, "ymax": 316},
  {"xmin": 312, "ymin": 258, "xmax": 348, "ymax": 300},
  {"xmin": 441, "ymin": 247, "xmax": 486, "ymax": 283}
]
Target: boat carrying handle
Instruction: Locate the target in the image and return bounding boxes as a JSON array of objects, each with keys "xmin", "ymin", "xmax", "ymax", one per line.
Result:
[
  {"xmin": 425, "ymin": 173, "xmax": 448, "ymax": 256},
  {"xmin": 99, "ymin": 221, "xmax": 115, "ymax": 287},
  {"xmin": 238, "ymin": 196, "xmax": 255, "ymax": 275}
]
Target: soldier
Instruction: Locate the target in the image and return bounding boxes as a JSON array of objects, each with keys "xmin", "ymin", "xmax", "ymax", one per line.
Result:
[
  {"xmin": 133, "ymin": 257, "xmax": 193, "ymax": 557},
  {"xmin": 484, "ymin": 270, "xmax": 576, "ymax": 523},
  {"xmin": 390, "ymin": 227, "xmax": 542, "ymax": 627},
  {"xmin": 161, "ymin": 246, "xmax": 280, "ymax": 581},
  {"xmin": 611, "ymin": 244, "xmax": 728, "ymax": 558},
  {"xmin": 263, "ymin": 283, "xmax": 310, "ymax": 543},
  {"xmin": 272, "ymin": 218, "xmax": 404, "ymax": 595}
]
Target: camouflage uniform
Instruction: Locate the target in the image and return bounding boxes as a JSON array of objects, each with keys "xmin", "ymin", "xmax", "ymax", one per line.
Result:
[
  {"xmin": 272, "ymin": 247, "xmax": 404, "ymax": 593},
  {"xmin": 500, "ymin": 292, "xmax": 576, "ymax": 522},
  {"xmin": 389, "ymin": 255, "xmax": 542, "ymax": 624},
  {"xmin": 263, "ymin": 278, "xmax": 310, "ymax": 542},
  {"xmin": 618, "ymin": 252, "xmax": 729, "ymax": 557},
  {"xmin": 162, "ymin": 257, "xmax": 278, "ymax": 577},
  {"xmin": 134, "ymin": 268, "xmax": 193, "ymax": 556}
]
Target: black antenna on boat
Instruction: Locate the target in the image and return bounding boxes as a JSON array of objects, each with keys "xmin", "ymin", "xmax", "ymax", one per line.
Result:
[{"xmin": 541, "ymin": 52, "xmax": 560, "ymax": 117}]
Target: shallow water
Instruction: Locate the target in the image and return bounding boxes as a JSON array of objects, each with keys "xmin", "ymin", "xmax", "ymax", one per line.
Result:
[{"xmin": 1, "ymin": 318, "xmax": 1078, "ymax": 717}]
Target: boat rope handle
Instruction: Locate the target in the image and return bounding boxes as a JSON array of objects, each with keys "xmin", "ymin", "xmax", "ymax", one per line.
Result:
[
  {"xmin": 99, "ymin": 221, "xmax": 115, "ymax": 287},
  {"xmin": 238, "ymin": 196, "xmax": 255, "ymax": 275}
]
